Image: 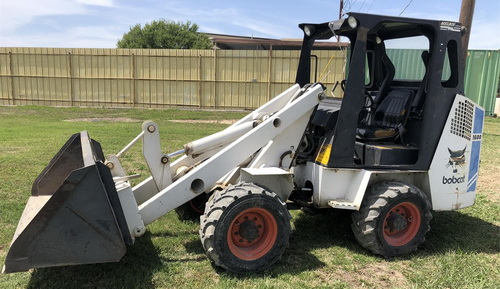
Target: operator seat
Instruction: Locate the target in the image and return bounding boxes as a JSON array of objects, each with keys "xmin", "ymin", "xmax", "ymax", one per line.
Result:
[
  {"xmin": 357, "ymin": 54, "xmax": 414, "ymax": 141},
  {"xmin": 357, "ymin": 89, "xmax": 415, "ymax": 140}
]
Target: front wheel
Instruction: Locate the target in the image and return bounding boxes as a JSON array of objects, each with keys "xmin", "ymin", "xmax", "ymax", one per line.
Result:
[
  {"xmin": 199, "ymin": 183, "xmax": 291, "ymax": 273},
  {"xmin": 351, "ymin": 181, "xmax": 432, "ymax": 257}
]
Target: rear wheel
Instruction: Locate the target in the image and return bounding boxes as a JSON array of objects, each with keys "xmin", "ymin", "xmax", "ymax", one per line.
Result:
[
  {"xmin": 175, "ymin": 192, "xmax": 210, "ymax": 222},
  {"xmin": 351, "ymin": 181, "xmax": 432, "ymax": 257},
  {"xmin": 199, "ymin": 183, "xmax": 291, "ymax": 273}
]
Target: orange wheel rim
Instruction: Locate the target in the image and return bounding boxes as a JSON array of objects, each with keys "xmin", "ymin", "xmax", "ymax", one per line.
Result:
[
  {"xmin": 227, "ymin": 208, "xmax": 278, "ymax": 261},
  {"xmin": 382, "ymin": 202, "xmax": 421, "ymax": 246}
]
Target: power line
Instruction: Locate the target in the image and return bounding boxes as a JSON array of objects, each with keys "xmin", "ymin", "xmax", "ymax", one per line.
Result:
[
  {"xmin": 367, "ymin": 0, "xmax": 375, "ymax": 12},
  {"xmin": 359, "ymin": 0, "xmax": 367, "ymax": 11},
  {"xmin": 347, "ymin": 0, "xmax": 354, "ymax": 10},
  {"xmin": 344, "ymin": 0, "xmax": 356, "ymax": 13},
  {"xmin": 399, "ymin": 0, "xmax": 414, "ymax": 16}
]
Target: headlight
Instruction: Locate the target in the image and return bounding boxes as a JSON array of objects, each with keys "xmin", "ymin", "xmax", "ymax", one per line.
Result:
[
  {"xmin": 347, "ymin": 16, "xmax": 358, "ymax": 29},
  {"xmin": 304, "ymin": 25, "xmax": 315, "ymax": 37}
]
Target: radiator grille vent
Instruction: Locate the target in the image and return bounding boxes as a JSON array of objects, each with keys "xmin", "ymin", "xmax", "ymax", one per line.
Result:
[{"xmin": 450, "ymin": 99, "xmax": 473, "ymax": 140}]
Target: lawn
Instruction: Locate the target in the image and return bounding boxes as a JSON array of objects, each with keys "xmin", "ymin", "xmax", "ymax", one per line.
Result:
[{"xmin": 0, "ymin": 106, "xmax": 498, "ymax": 289}]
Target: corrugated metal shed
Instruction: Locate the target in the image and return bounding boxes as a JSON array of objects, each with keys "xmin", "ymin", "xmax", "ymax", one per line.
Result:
[
  {"xmin": 464, "ymin": 50, "xmax": 500, "ymax": 115},
  {"xmin": 387, "ymin": 49, "xmax": 427, "ymax": 80},
  {"xmin": 387, "ymin": 49, "xmax": 500, "ymax": 115}
]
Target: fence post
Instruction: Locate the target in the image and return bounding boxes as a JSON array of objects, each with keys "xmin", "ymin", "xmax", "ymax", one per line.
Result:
[
  {"xmin": 68, "ymin": 52, "xmax": 74, "ymax": 106},
  {"xmin": 267, "ymin": 46, "xmax": 273, "ymax": 101},
  {"xmin": 198, "ymin": 54, "xmax": 202, "ymax": 108},
  {"xmin": 213, "ymin": 50, "xmax": 217, "ymax": 109},
  {"xmin": 8, "ymin": 52, "xmax": 15, "ymax": 105},
  {"xmin": 132, "ymin": 53, "xmax": 136, "ymax": 107}
]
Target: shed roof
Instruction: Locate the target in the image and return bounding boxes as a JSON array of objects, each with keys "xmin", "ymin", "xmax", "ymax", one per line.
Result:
[{"xmin": 205, "ymin": 33, "xmax": 348, "ymax": 50}]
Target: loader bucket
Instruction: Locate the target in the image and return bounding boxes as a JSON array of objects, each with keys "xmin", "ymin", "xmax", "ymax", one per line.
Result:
[{"xmin": 3, "ymin": 132, "xmax": 131, "ymax": 273}]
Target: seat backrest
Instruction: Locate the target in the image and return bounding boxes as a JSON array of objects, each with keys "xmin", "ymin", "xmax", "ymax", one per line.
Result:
[
  {"xmin": 373, "ymin": 54, "xmax": 396, "ymax": 105},
  {"xmin": 373, "ymin": 89, "xmax": 415, "ymax": 128},
  {"xmin": 411, "ymin": 51, "xmax": 430, "ymax": 111}
]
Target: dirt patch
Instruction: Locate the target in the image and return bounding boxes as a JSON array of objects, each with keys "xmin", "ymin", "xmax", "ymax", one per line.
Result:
[
  {"xmin": 0, "ymin": 107, "xmax": 38, "ymax": 116},
  {"xmin": 316, "ymin": 262, "xmax": 409, "ymax": 288},
  {"xmin": 478, "ymin": 169, "xmax": 500, "ymax": 203},
  {"xmin": 64, "ymin": 117, "xmax": 141, "ymax": 123},
  {"xmin": 354, "ymin": 263, "xmax": 409, "ymax": 288},
  {"xmin": 0, "ymin": 147, "xmax": 28, "ymax": 155},
  {"xmin": 169, "ymin": 119, "xmax": 238, "ymax": 125}
]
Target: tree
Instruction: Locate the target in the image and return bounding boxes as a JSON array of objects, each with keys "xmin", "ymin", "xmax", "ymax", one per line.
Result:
[{"xmin": 117, "ymin": 20, "xmax": 212, "ymax": 49}]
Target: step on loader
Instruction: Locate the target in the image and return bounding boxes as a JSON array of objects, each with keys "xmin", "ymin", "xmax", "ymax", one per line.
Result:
[{"xmin": 3, "ymin": 13, "xmax": 484, "ymax": 274}]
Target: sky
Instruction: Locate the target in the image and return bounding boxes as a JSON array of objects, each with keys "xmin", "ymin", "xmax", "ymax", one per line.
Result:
[{"xmin": 0, "ymin": 0, "xmax": 499, "ymax": 49}]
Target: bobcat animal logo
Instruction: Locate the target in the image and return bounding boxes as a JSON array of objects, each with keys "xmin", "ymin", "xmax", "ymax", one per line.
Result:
[{"xmin": 446, "ymin": 146, "xmax": 466, "ymax": 173}]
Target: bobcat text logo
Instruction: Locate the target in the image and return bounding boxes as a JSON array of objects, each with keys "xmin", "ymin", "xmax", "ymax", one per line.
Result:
[{"xmin": 442, "ymin": 175, "xmax": 465, "ymax": 184}]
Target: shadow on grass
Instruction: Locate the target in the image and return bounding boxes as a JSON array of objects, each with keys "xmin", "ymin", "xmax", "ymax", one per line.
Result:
[
  {"xmin": 274, "ymin": 209, "xmax": 360, "ymax": 273},
  {"xmin": 212, "ymin": 207, "xmax": 499, "ymax": 278},
  {"xmin": 24, "ymin": 208, "xmax": 499, "ymax": 285},
  {"xmin": 420, "ymin": 210, "xmax": 499, "ymax": 255},
  {"xmin": 281, "ymin": 208, "xmax": 500, "ymax": 268},
  {"xmin": 26, "ymin": 233, "xmax": 163, "ymax": 289}
]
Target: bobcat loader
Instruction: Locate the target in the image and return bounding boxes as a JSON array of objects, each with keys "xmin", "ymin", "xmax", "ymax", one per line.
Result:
[{"xmin": 3, "ymin": 13, "xmax": 484, "ymax": 273}]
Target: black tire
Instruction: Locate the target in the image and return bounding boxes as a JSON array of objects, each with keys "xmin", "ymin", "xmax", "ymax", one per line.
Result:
[
  {"xmin": 199, "ymin": 182, "xmax": 291, "ymax": 273},
  {"xmin": 351, "ymin": 181, "xmax": 432, "ymax": 257},
  {"xmin": 175, "ymin": 192, "xmax": 210, "ymax": 222}
]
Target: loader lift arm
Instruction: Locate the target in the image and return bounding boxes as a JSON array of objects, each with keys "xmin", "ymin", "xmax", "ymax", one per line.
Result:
[{"xmin": 126, "ymin": 83, "xmax": 324, "ymax": 226}]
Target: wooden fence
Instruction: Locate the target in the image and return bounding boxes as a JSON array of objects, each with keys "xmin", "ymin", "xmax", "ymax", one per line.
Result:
[{"xmin": 0, "ymin": 47, "xmax": 346, "ymax": 109}]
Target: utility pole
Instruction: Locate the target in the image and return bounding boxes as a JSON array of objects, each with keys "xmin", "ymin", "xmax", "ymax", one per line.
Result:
[
  {"xmin": 459, "ymin": 0, "xmax": 476, "ymax": 69},
  {"xmin": 339, "ymin": 0, "xmax": 344, "ymax": 19},
  {"xmin": 337, "ymin": 0, "xmax": 344, "ymax": 42}
]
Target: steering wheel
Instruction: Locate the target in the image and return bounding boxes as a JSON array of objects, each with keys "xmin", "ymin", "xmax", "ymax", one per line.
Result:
[
  {"xmin": 340, "ymin": 79, "xmax": 347, "ymax": 91},
  {"xmin": 339, "ymin": 80, "xmax": 373, "ymax": 108}
]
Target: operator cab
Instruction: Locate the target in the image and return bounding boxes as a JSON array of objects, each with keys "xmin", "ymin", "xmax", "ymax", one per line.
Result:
[{"xmin": 297, "ymin": 13, "xmax": 463, "ymax": 170}]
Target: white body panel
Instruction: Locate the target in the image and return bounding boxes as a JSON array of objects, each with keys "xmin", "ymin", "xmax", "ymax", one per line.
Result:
[
  {"xmin": 240, "ymin": 167, "xmax": 294, "ymax": 200},
  {"xmin": 294, "ymin": 162, "xmax": 430, "ymax": 210},
  {"xmin": 293, "ymin": 162, "xmax": 372, "ymax": 209},
  {"xmin": 427, "ymin": 95, "xmax": 484, "ymax": 210}
]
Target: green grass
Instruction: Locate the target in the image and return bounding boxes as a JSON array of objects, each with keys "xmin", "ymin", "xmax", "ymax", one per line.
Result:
[{"xmin": 0, "ymin": 106, "xmax": 499, "ymax": 289}]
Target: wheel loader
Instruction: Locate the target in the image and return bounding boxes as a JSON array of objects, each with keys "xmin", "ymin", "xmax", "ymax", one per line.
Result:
[{"xmin": 3, "ymin": 13, "xmax": 484, "ymax": 274}]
